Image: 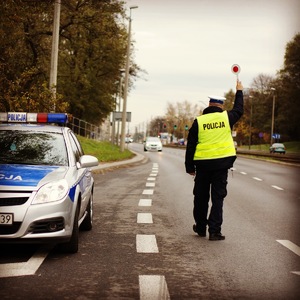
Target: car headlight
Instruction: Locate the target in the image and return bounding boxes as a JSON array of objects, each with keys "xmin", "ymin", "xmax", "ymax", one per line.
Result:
[{"xmin": 32, "ymin": 179, "xmax": 69, "ymax": 204}]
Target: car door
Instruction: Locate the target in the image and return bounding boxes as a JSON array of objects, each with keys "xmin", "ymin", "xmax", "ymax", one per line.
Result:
[{"xmin": 68, "ymin": 131, "xmax": 92, "ymax": 219}]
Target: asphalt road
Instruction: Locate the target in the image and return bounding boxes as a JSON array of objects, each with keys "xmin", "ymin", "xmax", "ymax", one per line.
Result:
[{"xmin": 0, "ymin": 143, "xmax": 299, "ymax": 299}]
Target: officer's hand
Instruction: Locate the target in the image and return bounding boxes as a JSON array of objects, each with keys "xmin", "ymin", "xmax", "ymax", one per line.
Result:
[{"xmin": 236, "ymin": 80, "xmax": 243, "ymax": 91}]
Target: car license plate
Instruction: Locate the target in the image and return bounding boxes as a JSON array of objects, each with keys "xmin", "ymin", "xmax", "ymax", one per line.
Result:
[{"xmin": 0, "ymin": 213, "xmax": 13, "ymax": 225}]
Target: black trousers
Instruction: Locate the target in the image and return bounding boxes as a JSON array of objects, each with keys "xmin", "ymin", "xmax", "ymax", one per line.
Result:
[{"xmin": 193, "ymin": 168, "xmax": 228, "ymax": 234}]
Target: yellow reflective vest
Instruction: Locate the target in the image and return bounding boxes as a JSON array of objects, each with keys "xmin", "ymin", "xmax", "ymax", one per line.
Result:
[{"xmin": 194, "ymin": 111, "xmax": 236, "ymax": 160}]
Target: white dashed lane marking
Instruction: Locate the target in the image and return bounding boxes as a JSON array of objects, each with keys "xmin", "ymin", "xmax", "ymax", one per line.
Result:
[
  {"xmin": 149, "ymin": 173, "xmax": 158, "ymax": 177},
  {"xmin": 252, "ymin": 177, "xmax": 263, "ymax": 181},
  {"xmin": 271, "ymin": 185, "xmax": 284, "ymax": 191},
  {"xmin": 142, "ymin": 189, "xmax": 154, "ymax": 195},
  {"xmin": 137, "ymin": 213, "xmax": 153, "ymax": 224},
  {"xmin": 139, "ymin": 275, "xmax": 170, "ymax": 300},
  {"xmin": 138, "ymin": 163, "xmax": 169, "ymax": 297},
  {"xmin": 147, "ymin": 177, "xmax": 156, "ymax": 181},
  {"xmin": 139, "ymin": 199, "xmax": 152, "ymax": 206},
  {"xmin": 277, "ymin": 240, "xmax": 300, "ymax": 276},
  {"xmin": 277, "ymin": 240, "xmax": 300, "ymax": 256},
  {"xmin": 136, "ymin": 234, "xmax": 159, "ymax": 253},
  {"xmin": 234, "ymin": 168, "xmax": 285, "ymax": 191}
]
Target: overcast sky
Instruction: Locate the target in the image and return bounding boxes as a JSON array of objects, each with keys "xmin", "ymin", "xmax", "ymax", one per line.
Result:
[{"xmin": 124, "ymin": 0, "xmax": 300, "ymax": 132}]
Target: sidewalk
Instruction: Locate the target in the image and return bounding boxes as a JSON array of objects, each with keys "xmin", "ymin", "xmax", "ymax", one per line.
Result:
[{"xmin": 91, "ymin": 150, "xmax": 147, "ymax": 173}]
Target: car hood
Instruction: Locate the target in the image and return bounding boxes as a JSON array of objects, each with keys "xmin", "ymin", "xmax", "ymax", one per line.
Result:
[
  {"xmin": 0, "ymin": 164, "xmax": 68, "ymax": 188},
  {"xmin": 146, "ymin": 141, "xmax": 161, "ymax": 145}
]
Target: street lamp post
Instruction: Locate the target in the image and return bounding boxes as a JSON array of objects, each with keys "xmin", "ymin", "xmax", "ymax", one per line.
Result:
[
  {"xmin": 120, "ymin": 5, "xmax": 138, "ymax": 152},
  {"xmin": 270, "ymin": 87, "xmax": 276, "ymax": 145}
]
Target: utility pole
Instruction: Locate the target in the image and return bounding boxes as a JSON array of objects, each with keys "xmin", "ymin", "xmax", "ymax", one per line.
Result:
[
  {"xmin": 248, "ymin": 96, "xmax": 253, "ymax": 150},
  {"xmin": 49, "ymin": 0, "xmax": 61, "ymax": 112},
  {"xmin": 120, "ymin": 6, "xmax": 138, "ymax": 152},
  {"xmin": 270, "ymin": 88, "xmax": 276, "ymax": 145}
]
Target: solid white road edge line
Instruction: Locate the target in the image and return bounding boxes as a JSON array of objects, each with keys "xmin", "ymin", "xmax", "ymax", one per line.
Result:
[{"xmin": 0, "ymin": 245, "xmax": 52, "ymax": 278}]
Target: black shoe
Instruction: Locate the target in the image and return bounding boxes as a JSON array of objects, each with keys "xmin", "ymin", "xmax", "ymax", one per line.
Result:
[
  {"xmin": 193, "ymin": 224, "xmax": 206, "ymax": 237},
  {"xmin": 209, "ymin": 233, "xmax": 225, "ymax": 241}
]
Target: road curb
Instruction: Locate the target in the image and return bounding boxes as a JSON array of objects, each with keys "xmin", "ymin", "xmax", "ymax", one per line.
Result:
[{"xmin": 91, "ymin": 150, "xmax": 147, "ymax": 173}]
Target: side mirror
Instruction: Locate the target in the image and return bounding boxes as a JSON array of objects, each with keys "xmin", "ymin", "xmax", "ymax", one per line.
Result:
[{"xmin": 78, "ymin": 155, "xmax": 99, "ymax": 168}]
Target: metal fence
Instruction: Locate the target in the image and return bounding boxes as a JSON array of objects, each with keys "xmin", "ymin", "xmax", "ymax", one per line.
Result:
[{"xmin": 68, "ymin": 116, "xmax": 103, "ymax": 140}]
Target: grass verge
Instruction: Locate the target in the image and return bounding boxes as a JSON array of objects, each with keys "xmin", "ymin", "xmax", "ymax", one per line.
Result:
[
  {"xmin": 239, "ymin": 141, "xmax": 300, "ymax": 154},
  {"xmin": 77, "ymin": 135, "xmax": 135, "ymax": 162}
]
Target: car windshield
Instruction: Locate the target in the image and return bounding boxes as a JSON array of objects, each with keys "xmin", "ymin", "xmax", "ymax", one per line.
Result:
[
  {"xmin": 0, "ymin": 130, "xmax": 68, "ymax": 166},
  {"xmin": 147, "ymin": 137, "xmax": 160, "ymax": 142}
]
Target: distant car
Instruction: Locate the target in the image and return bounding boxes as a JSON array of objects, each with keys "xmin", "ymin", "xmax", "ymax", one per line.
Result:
[
  {"xmin": 125, "ymin": 137, "xmax": 133, "ymax": 143},
  {"xmin": 178, "ymin": 138, "xmax": 185, "ymax": 146},
  {"xmin": 234, "ymin": 141, "xmax": 237, "ymax": 151},
  {"xmin": 0, "ymin": 112, "xmax": 99, "ymax": 253},
  {"xmin": 144, "ymin": 137, "xmax": 163, "ymax": 152},
  {"xmin": 269, "ymin": 143, "xmax": 286, "ymax": 154}
]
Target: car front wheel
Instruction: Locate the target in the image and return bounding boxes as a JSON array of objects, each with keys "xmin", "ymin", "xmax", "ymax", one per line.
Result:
[
  {"xmin": 59, "ymin": 204, "xmax": 79, "ymax": 253},
  {"xmin": 80, "ymin": 193, "xmax": 93, "ymax": 231}
]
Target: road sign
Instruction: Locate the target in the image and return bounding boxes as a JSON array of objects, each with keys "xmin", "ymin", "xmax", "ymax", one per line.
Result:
[
  {"xmin": 272, "ymin": 133, "xmax": 280, "ymax": 139},
  {"xmin": 113, "ymin": 111, "xmax": 131, "ymax": 122},
  {"xmin": 231, "ymin": 64, "xmax": 241, "ymax": 79}
]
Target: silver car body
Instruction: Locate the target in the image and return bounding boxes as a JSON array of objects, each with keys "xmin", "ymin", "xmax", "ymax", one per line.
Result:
[
  {"xmin": 0, "ymin": 113, "xmax": 98, "ymax": 252},
  {"xmin": 269, "ymin": 143, "xmax": 286, "ymax": 154},
  {"xmin": 144, "ymin": 137, "xmax": 163, "ymax": 152}
]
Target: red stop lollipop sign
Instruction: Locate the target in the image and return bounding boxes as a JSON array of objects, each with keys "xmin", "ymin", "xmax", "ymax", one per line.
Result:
[{"xmin": 231, "ymin": 64, "xmax": 241, "ymax": 79}]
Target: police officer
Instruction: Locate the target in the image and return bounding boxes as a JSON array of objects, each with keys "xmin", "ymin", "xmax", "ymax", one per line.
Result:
[{"xmin": 185, "ymin": 80, "xmax": 243, "ymax": 240}]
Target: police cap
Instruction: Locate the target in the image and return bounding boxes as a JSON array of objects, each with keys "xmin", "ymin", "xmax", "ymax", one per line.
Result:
[{"xmin": 208, "ymin": 95, "xmax": 226, "ymax": 105}]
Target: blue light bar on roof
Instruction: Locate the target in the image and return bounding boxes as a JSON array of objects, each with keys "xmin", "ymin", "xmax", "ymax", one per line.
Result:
[
  {"xmin": 0, "ymin": 112, "xmax": 68, "ymax": 124},
  {"xmin": 47, "ymin": 113, "xmax": 68, "ymax": 123}
]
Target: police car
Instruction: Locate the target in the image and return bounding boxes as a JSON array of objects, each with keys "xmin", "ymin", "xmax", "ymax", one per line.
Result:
[{"xmin": 0, "ymin": 112, "xmax": 99, "ymax": 253}]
